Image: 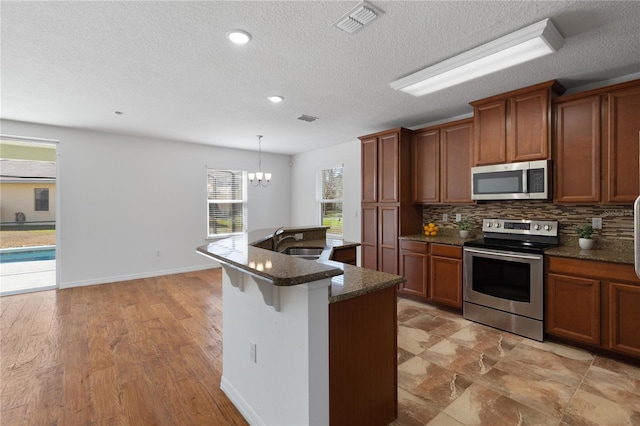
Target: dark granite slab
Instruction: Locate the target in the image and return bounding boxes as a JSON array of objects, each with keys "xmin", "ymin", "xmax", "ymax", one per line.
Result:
[{"xmin": 197, "ymin": 228, "xmax": 404, "ymax": 303}]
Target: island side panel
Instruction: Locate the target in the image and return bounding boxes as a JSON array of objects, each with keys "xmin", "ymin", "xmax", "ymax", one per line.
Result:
[
  {"xmin": 329, "ymin": 285, "xmax": 398, "ymax": 426},
  {"xmin": 220, "ymin": 266, "xmax": 330, "ymax": 425}
]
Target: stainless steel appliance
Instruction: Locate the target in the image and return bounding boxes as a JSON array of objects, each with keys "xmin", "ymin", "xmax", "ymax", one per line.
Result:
[
  {"xmin": 463, "ymin": 218, "xmax": 558, "ymax": 341},
  {"xmin": 471, "ymin": 160, "xmax": 550, "ymax": 201},
  {"xmin": 635, "ymin": 195, "xmax": 640, "ymax": 279}
]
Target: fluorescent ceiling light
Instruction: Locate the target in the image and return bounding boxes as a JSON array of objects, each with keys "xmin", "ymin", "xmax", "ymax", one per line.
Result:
[{"xmin": 390, "ymin": 18, "xmax": 564, "ymax": 97}]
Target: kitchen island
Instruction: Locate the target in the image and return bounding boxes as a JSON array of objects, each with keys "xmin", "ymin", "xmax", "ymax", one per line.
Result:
[{"xmin": 197, "ymin": 227, "xmax": 404, "ymax": 426}]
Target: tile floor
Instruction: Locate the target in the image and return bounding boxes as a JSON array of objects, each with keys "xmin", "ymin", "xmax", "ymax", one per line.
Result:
[{"xmin": 394, "ymin": 297, "xmax": 640, "ymax": 426}]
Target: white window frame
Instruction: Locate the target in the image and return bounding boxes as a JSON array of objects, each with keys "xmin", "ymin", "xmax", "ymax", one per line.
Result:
[
  {"xmin": 318, "ymin": 166, "xmax": 344, "ymax": 238},
  {"xmin": 207, "ymin": 168, "xmax": 247, "ymax": 238}
]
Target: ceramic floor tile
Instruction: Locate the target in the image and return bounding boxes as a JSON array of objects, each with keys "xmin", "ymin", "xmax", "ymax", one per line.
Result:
[
  {"xmin": 398, "ymin": 325, "xmax": 444, "ymax": 355},
  {"xmin": 591, "ymin": 355, "xmax": 640, "ymax": 381},
  {"xmin": 447, "ymin": 323, "xmax": 523, "ymax": 359},
  {"xmin": 420, "ymin": 338, "xmax": 498, "ymax": 380},
  {"xmin": 579, "ymin": 365, "xmax": 640, "ymax": 412},
  {"xmin": 443, "ymin": 382, "xmax": 560, "ymax": 426},
  {"xmin": 520, "ymin": 338, "xmax": 595, "ymax": 362},
  {"xmin": 398, "ymin": 356, "xmax": 473, "ymax": 410},
  {"xmin": 393, "ymin": 387, "xmax": 441, "ymax": 426},
  {"xmin": 477, "ymin": 362, "xmax": 576, "ymax": 419},
  {"xmin": 562, "ymin": 388, "xmax": 640, "ymax": 425},
  {"xmin": 492, "ymin": 343, "xmax": 591, "ymax": 387},
  {"xmin": 396, "ymin": 298, "xmax": 639, "ymax": 425}
]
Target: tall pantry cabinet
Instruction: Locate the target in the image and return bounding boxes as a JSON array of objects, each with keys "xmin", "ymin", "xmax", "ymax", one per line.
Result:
[{"xmin": 360, "ymin": 128, "xmax": 422, "ymax": 274}]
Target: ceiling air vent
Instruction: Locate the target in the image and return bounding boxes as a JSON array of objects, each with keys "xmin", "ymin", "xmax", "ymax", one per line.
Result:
[
  {"xmin": 298, "ymin": 114, "xmax": 319, "ymax": 122},
  {"xmin": 333, "ymin": 1, "xmax": 382, "ymax": 35}
]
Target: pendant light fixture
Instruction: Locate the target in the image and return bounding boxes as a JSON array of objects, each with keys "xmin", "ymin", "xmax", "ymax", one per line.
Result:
[{"xmin": 248, "ymin": 135, "xmax": 271, "ymax": 187}]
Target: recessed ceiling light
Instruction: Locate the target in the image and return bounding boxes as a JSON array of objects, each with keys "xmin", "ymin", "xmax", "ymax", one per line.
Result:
[
  {"xmin": 267, "ymin": 96, "xmax": 284, "ymax": 103},
  {"xmin": 227, "ymin": 30, "xmax": 252, "ymax": 45}
]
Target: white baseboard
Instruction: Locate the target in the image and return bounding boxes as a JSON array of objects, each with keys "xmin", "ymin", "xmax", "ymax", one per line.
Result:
[
  {"xmin": 220, "ymin": 375, "xmax": 262, "ymax": 426},
  {"xmin": 59, "ymin": 264, "xmax": 219, "ymax": 289}
]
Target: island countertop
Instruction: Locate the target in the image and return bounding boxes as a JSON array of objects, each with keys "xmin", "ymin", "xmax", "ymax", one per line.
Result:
[{"xmin": 197, "ymin": 227, "xmax": 405, "ymax": 303}]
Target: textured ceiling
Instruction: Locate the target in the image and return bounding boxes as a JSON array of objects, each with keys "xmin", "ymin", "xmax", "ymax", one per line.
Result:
[{"xmin": 1, "ymin": 1, "xmax": 639, "ymax": 155}]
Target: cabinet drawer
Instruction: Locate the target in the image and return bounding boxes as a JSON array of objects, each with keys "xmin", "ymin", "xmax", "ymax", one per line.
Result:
[
  {"xmin": 399, "ymin": 240, "xmax": 428, "ymax": 254},
  {"xmin": 547, "ymin": 256, "xmax": 640, "ymax": 284},
  {"xmin": 430, "ymin": 244, "xmax": 462, "ymax": 259}
]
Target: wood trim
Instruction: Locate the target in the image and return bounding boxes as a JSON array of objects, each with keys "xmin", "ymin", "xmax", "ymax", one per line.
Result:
[{"xmin": 552, "ymin": 78, "xmax": 640, "ymax": 104}]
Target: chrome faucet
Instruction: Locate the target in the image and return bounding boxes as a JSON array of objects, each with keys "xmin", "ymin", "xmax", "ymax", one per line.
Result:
[{"xmin": 272, "ymin": 226, "xmax": 298, "ymax": 251}]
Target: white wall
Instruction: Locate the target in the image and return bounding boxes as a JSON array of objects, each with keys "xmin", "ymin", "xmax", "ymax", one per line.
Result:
[
  {"xmin": 1, "ymin": 119, "xmax": 292, "ymax": 288},
  {"xmin": 290, "ymin": 139, "xmax": 361, "ymax": 246}
]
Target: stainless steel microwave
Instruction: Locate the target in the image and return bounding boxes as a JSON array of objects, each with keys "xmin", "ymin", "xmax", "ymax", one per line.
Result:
[{"xmin": 471, "ymin": 160, "xmax": 551, "ymax": 200}]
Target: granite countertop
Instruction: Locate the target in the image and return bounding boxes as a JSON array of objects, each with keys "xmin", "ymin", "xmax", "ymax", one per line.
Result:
[
  {"xmin": 197, "ymin": 227, "xmax": 404, "ymax": 303},
  {"xmin": 545, "ymin": 246, "xmax": 634, "ymax": 265},
  {"xmin": 400, "ymin": 232, "xmax": 635, "ymax": 266},
  {"xmin": 399, "ymin": 233, "xmax": 473, "ymax": 246}
]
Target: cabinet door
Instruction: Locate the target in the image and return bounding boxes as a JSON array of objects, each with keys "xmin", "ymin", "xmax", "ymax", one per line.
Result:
[
  {"xmin": 604, "ymin": 85, "xmax": 640, "ymax": 204},
  {"xmin": 554, "ymin": 96, "xmax": 601, "ymax": 203},
  {"xmin": 508, "ymin": 88, "xmax": 550, "ymax": 162},
  {"xmin": 429, "ymin": 255, "xmax": 462, "ymax": 309},
  {"xmin": 361, "ymin": 204, "xmax": 378, "ymax": 270},
  {"xmin": 412, "ymin": 130, "xmax": 440, "ymax": 203},
  {"xmin": 399, "ymin": 245, "xmax": 428, "ymax": 299},
  {"xmin": 546, "ymin": 273, "xmax": 601, "ymax": 345},
  {"xmin": 473, "ymin": 99, "xmax": 507, "ymax": 166},
  {"xmin": 361, "ymin": 137, "xmax": 378, "ymax": 203},
  {"xmin": 378, "ymin": 133, "xmax": 400, "ymax": 203},
  {"xmin": 378, "ymin": 206, "xmax": 399, "ymax": 274},
  {"xmin": 441, "ymin": 121, "xmax": 473, "ymax": 203},
  {"xmin": 607, "ymin": 282, "xmax": 640, "ymax": 357}
]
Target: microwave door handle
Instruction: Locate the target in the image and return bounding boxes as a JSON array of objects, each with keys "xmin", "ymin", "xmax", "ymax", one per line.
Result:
[
  {"xmin": 465, "ymin": 248, "xmax": 540, "ymax": 261},
  {"xmin": 522, "ymin": 168, "xmax": 529, "ymax": 193}
]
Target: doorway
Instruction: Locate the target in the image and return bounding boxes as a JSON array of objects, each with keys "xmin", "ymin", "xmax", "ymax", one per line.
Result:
[{"xmin": 0, "ymin": 135, "xmax": 59, "ymax": 295}]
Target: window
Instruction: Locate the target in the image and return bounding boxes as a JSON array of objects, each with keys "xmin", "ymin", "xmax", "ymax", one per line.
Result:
[
  {"xmin": 207, "ymin": 169, "xmax": 246, "ymax": 237},
  {"xmin": 34, "ymin": 188, "xmax": 49, "ymax": 211},
  {"xmin": 319, "ymin": 167, "xmax": 343, "ymax": 236}
]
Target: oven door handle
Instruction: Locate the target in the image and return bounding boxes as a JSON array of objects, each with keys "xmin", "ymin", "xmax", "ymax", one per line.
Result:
[{"xmin": 464, "ymin": 247, "xmax": 541, "ymax": 261}]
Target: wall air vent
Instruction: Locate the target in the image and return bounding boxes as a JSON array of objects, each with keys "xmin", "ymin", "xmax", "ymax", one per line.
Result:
[
  {"xmin": 298, "ymin": 114, "xmax": 319, "ymax": 122},
  {"xmin": 333, "ymin": 1, "xmax": 382, "ymax": 35}
]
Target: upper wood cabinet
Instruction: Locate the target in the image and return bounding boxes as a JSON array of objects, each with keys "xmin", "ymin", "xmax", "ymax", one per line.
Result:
[
  {"xmin": 413, "ymin": 119, "xmax": 473, "ymax": 204},
  {"xmin": 604, "ymin": 84, "xmax": 640, "ymax": 203},
  {"xmin": 361, "ymin": 128, "xmax": 413, "ymax": 204},
  {"xmin": 554, "ymin": 79, "xmax": 640, "ymax": 204},
  {"xmin": 470, "ymin": 80, "xmax": 565, "ymax": 166},
  {"xmin": 360, "ymin": 128, "xmax": 422, "ymax": 273}
]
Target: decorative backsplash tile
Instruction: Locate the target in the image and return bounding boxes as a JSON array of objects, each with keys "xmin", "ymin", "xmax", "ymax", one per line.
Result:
[{"xmin": 422, "ymin": 202, "xmax": 634, "ymax": 251}]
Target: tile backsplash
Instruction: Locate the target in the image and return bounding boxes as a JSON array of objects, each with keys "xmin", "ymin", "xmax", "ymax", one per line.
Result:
[{"xmin": 422, "ymin": 202, "xmax": 634, "ymax": 251}]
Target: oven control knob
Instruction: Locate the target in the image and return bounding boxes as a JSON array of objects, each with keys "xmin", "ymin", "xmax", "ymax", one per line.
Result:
[
  {"xmin": 494, "ymin": 222, "xmax": 501, "ymax": 228},
  {"xmin": 544, "ymin": 224, "xmax": 552, "ymax": 231},
  {"xmin": 486, "ymin": 222, "xmax": 492, "ymax": 228},
  {"xmin": 534, "ymin": 224, "xmax": 541, "ymax": 230}
]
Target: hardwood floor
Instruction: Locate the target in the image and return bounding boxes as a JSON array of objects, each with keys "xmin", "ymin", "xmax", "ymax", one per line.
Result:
[{"xmin": 0, "ymin": 268, "xmax": 247, "ymax": 425}]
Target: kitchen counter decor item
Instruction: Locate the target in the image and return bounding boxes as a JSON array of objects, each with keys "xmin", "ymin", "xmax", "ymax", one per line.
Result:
[
  {"xmin": 458, "ymin": 218, "xmax": 473, "ymax": 238},
  {"xmin": 576, "ymin": 224, "xmax": 594, "ymax": 250}
]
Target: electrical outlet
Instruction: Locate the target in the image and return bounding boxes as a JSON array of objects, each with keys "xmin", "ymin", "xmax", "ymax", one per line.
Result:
[
  {"xmin": 592, "ymin": 217, "xmax": 602, "ymax": 229},
  {"xmin": 249, "ymin": 341, "xmax": 257, "ymax": 363},
  {"xmin": 455, "ymin": 213, "xmax": 462, "ymax": 222},
  {"xmin": 442, "ymin": 213, "xmax": 448, "ymax": 222},
  {"xmin": 155, "ymin": 250, "xmax": 160, "ymax": 257},
  {"xmin": 294, "ymin": 233, "xmax": 303, "ymax": 241}
]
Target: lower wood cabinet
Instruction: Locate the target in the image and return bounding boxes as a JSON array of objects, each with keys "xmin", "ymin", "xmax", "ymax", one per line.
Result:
[
  {"xmin": 547, "ymin": 273, "xmax": 601, "ymax": 345},
  {"xmin": 429, "ymin": 244, "xmax": 463, "ymax": 309},
  {"xmin": 330, "ymin": 246, "xmax": 357, "ymax": 265},
  {"xmin": 546, "ymin": 256, "xmax": 640, "ymax": 359},
  {"xmin": 398, "ymin": 240, "xmax": 428, "ymax": 299},
  {"xmin": 399, "ymin": 240, "xmax": 462, "ymax": 309}
]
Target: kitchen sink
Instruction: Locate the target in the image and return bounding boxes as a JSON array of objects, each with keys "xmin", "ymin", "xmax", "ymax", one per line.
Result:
[{"xmin": 281, "ymin": 247, "xmax": 324, "ymax": 260}]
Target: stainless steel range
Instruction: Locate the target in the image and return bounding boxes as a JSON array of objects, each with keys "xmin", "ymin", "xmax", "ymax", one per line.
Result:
[{"xmin": 463, "ymin": 218, "xmax": 558, "ymax": 341}]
